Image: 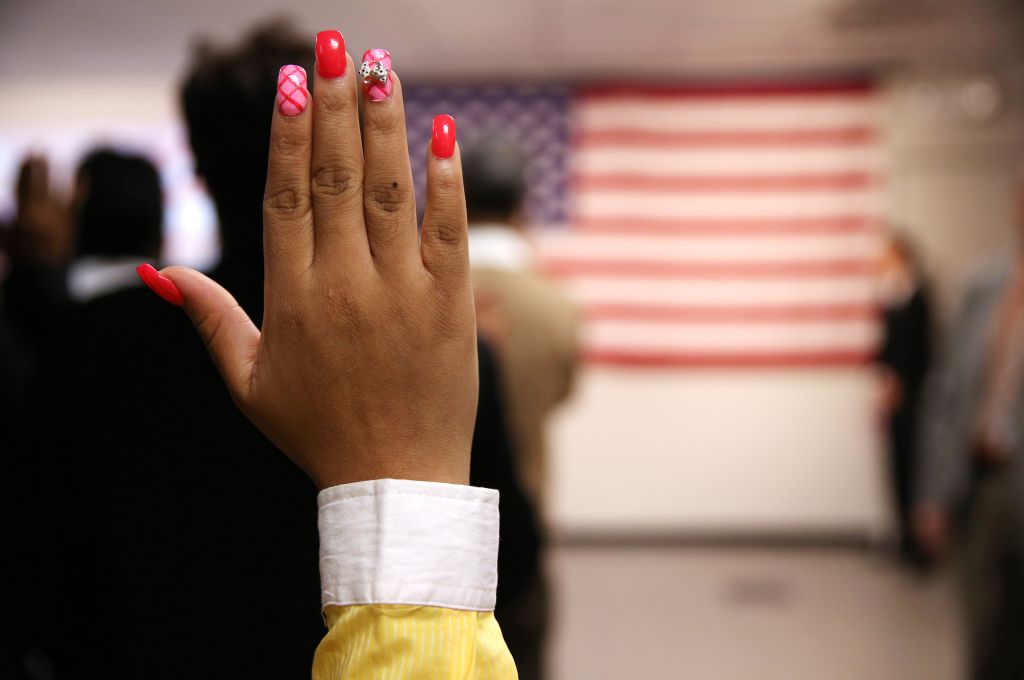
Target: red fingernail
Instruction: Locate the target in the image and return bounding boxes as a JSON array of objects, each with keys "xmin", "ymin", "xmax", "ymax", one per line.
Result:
[
  {"xmin": 136, "ymin": 264, "xmax": 183, "ymax": 307},
  {"xmin": 359, "ymin": 49, "xmax": 393, "ymax": 102},
  {"xmin": 277, "ymin": 65, "xmax": 308, "ymax": 116},
  {"xmin": 432, "ymin": 115, "xmax": 456, "ymax": 159},
  {"xmin": 315, "ymin": 30, "xmax": 346, "ymax": 79}
]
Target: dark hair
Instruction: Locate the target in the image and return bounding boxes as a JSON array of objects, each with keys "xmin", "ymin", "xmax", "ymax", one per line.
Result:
[
  {"xmin": 462, "ymin": 138, "xmax": 527, "ymax": 223},
  {"xmin": 180, "ymin": 22, "xmax": 313, "ymax": 252},
  {"xmin": 74, "ymin": 148, "xmax": 162, "ymax": 258}
]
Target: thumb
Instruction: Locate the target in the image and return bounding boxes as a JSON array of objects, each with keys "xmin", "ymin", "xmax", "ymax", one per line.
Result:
[{"xmin": 141, "ymin": 264, "xmax": 260, "ymax": 402}]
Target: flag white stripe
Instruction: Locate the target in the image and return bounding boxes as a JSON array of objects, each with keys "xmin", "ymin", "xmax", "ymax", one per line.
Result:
[
  {"xmin": 585, "ymin": 319, "xmax": 878, "ymax": 353},
  {"xmin": 577, "ymin": 96, "xmax": 879, "ymax": 132},
  {"xmin": 564, "ymin": 276, "xmax": 875, "ymax": 307},
  {"xmin": 573, "ymin": 146, "xmax": 885, "ymax": 177},
  {"xmin": 575, "ymin": 189, "xmax": 881, "ymax": 220},
  {"xmin": 535, "ymin": 232, "xmax": 880, "ymax": 263}
]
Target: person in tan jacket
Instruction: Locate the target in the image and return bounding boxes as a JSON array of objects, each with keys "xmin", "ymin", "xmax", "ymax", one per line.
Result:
[
  {"xmin": 464, "ymin": 139, "xmax": 580, "ymax": 680},
  {"xmin": 464, "ymin": 139, "xmax": 580, "ymax": 512}
]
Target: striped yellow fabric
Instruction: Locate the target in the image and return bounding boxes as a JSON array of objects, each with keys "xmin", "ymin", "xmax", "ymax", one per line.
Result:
[{"xmin": 313, "ymin": 605, "xmax": 518, "ymax": 679}]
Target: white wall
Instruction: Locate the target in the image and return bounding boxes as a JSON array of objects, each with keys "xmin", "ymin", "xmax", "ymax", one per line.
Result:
[
  {"xmin": 548, "ymin": 367, "xmax": 888, "ymax": 536},
  {"xmin": 886, "ymin": 66, "xmax": 1024, "ymax": 322}
]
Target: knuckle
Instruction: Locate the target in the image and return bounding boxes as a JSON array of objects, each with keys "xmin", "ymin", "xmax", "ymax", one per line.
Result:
[
  {"xmin": 193, "ymin": 308, "xmax": 225, "ymax": 348},
  {"xmin": 319, "ymin": 91, "xmax": 355, "ymax": 115},
  {"xmin": 364, "ymin": 113, "xmax": 398, "ymax": 137},
  {"xmin": 428, "ymin": 218, "xmax": 465, "ymax": 247},
  {"xmin": 312, "ymin": 161, "xmax": 361, "ymax": 199},
  {"xmin": 263, "ymin": 188, "xmax": 309, "ymax": 220},
  {"xmin": 432, "ymin": 302, "xmax": 469, "ymax": 341},
  {"xmin": 365, "ymin": 180, "xmax": 410, "ymax": 216},
  {"xmin": 194, "ymin": 308, "xmax": 237, "ymax": 367},
  {"xmin": 272, "ymin": 128, "xmax": 307, "ymax": 154},
  {"xmin": 323, "ymin": 285, "xmax": 368, "ymax": 325}
]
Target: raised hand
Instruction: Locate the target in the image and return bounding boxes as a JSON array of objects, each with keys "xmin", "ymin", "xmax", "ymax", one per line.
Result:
[
  {"xmin": 12, "ymin": 155, "xmax": 73, "ymax": 266},
  {"xmin": 142, "ymin": 35, "xmax": 475, "ymax": 490}
]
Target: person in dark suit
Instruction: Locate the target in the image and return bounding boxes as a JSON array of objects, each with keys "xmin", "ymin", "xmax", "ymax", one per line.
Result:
[
  {"xmin": 875, "ymin": 232, "xmax": 933, "ymax": 568},
  {"xmin": 23, "ymin": 27, "xmax": 324, "ymax": 679}
]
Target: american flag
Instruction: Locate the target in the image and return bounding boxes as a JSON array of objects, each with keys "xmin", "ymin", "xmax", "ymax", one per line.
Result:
[{"xmin": 405, "ymin": 81, "xmax": 883, "ymax": 368}]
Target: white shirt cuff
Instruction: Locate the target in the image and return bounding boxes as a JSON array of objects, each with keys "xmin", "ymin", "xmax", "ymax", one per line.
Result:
[{"xmin": 317, "ymin": 478, "xmax": 500, "ymax": 611}]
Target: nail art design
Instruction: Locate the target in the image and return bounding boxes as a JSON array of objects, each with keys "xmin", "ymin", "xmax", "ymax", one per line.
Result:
[
  {"xmin": 432, "ymin": 114, "xmax": 456, "ymax": 159},
  {"xmin": 277, "ymin": 65, "xmax": 308, "ymax": 116},
  {"xmin": 136, "ymin": 263, "xmax": 183, "ymax": 307},
  {"xmin": 359, "ymin": 49, "xmax": 392, "ymax": 102},
  {"xmin": 315, "ymin": 30, "xmax": 346, "ymax": 79}
]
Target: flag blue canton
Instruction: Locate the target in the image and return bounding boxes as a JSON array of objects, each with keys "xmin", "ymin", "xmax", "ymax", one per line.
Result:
[{"xmin": 403, "ymin": 84, "xmax": 572, "ymax": 225}]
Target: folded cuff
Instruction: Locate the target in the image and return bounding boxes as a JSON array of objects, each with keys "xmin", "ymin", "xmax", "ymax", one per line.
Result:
[{"xmin": 318, "ymin": 478, "xmax": 500, "ymax": 611}]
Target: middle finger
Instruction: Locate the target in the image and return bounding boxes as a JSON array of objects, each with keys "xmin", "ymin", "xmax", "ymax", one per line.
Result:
[{"xmin": 311, "ymin": 30, "xmax": 371, "ymax": 267}]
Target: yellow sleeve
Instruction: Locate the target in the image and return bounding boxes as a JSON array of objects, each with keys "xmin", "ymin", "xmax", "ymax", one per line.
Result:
[
  {"xmin": 314, "ymin": 479, "xmax": 515, "ymax": 679},
  {"xmin": 313, "ymin": 605, "xmax": 517, "ymax": 679}
]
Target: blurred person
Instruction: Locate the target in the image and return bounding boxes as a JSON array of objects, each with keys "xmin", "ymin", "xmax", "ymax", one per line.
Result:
[
  {"xmin": 136, "ymin": 26, "xmax": 517, "ymax": 677},
  {"xmin": 0, "ymin": 156, "xmax": 90, "ymax": 678},
  {"xmin": 41, "ymin": 25, "xmax": 324, "ymax": 679},
  {"xmin": 464, "ymin": 138, "xmax": 580, "ymax": 680},
  {"xmin": 0, "ymin": 157, "xmax": 67, "ymax": 428},
  {"xmin": 66, "ymin": 148, "xmax": 163, "ymax": 301},
  {"xmin": 1, "ymin": 156, "xmax": 74, "ymax": 353},
  {"xmin": 874, "ymin": 231, "xmax": 933, "ymax": 569},
  {"xmin": 473, "ymin": 337, "xmax": 543, "ymax": 650},
  {"xmin": 465, "ymin": 140, "xmax": 580, "ymax": 510},
  {"xmin": 181, "ymin": 24, "xmax": 313, "ymax": 318},
  {"xmin": 916, "ymin": 168, "xmax": 1024, "ymax": 680}
]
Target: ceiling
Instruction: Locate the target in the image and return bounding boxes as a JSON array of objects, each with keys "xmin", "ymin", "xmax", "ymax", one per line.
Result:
[{"xmin": 0, "ymin": 0, "xmax": 1022, "ymax": 83}]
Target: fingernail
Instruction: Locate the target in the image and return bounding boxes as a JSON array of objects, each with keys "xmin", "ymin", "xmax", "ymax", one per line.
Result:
[
  {"xmin": 432, "ymin": 114, "xmax": 456, "ymax": 159},
  {"xmin": 136, "ymin": 264, "xmax": 183, "ymax": 307},
  {"xmin": 315, "ymin": 30, "xmax": 346, "ymax": 79},
  {"xmin": 359, "ymin": 49, "xmax": 393, "ymax": 102},
  {"xmin": 277, "ymin": 65, "xmax": 308, "ymax": 116}
]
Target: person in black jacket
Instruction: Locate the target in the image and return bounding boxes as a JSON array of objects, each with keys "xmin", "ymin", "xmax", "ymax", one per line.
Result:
[
  {"xmin": 472, "ymin": 340, "xmax": 542, "ymax": 618},
  {"xmin": 875, "ymin": 232, "xmax": 933, "ymax": 569},
  {"xmin": 54, "ymin": 27, "xmax": 323, "ymax": 679},
  {"xmin": 0, "ymin": 27, "xmax": 320, "ymax": 679}
]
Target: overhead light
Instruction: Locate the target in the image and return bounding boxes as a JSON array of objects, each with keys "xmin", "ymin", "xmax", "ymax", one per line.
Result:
[{"xmin": 959, "ymin": 75, "xmax": 1003, "ymax": 122}]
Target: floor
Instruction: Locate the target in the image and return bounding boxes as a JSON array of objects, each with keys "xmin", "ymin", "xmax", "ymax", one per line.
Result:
[{"xmin": 546, "ymin": 546, "xmax": 964, "ymax": 680}]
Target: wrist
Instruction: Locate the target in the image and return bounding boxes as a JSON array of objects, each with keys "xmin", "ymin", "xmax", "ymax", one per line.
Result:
[{"xmin": 311, "ymin": 453, "xmax": 470, "ymax": 490}]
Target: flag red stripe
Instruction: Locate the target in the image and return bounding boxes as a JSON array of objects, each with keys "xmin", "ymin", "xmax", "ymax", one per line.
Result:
[
  {"xmin": 572, "ymin": 173, "xmax": 875, "ymax": 192},
  {"xmin": 569, "ymin": 216, "xmax": 874, "ymax": 236},
  {"xmin": 580, "ymin": 81, "xmax": 875, "ymax": 100},
  {"xmin": 584, "ymin": 303, "xmax": 878, "ymax": 323},
  {"xmin": 574, "ymin": 128, "xmax": 876, "ymax": 147},
  {"xmin": 584, "ymin": 349, "xmax": 874, "ymax": 368},
  {"xmin": 543, "ymin": 259, "xmax": 871, "ymax": 278}
]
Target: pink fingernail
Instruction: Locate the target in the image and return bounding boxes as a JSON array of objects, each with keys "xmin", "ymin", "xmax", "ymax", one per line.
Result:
[
  {"xmin": 277, "ymin": 65, "xmax": 308, "ymax": 116},
  {"xmin": 359, "ymin": 49, "xmax": 393, "ymax": 102}
]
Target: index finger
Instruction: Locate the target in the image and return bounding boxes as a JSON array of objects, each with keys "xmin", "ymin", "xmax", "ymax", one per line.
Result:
[{"xmin": 263, "ymin": 65, "xmax": 315, "ymax": 290}]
